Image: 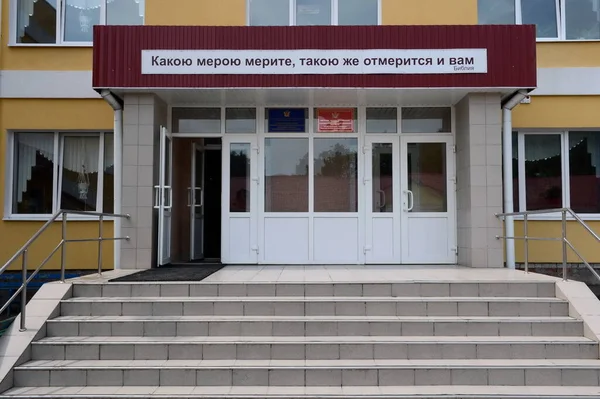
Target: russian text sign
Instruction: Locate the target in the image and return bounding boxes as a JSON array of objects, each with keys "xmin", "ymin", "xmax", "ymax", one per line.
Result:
[
  {"xmin": 318, "ymin": 109, "xmax": 355, "ymax": 133},
  {"xmin": 141, "ymin": 49, "xmax": 487, "ymax": 75}
]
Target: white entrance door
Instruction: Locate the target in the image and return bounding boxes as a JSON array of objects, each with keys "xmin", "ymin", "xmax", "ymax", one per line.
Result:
[
  {"xmin": 190, "ymin": 143, "xmax": 204, "ymax": 260},
  {"xmin": 155, "ymin": 126, "xmax": 173, "ymax": 266},
  {"xmin": 401, "ymin": 136, "xmax": 456, "ymax": 264},
  {"xmin": 364, "ymin": 136, "xmax": 401, "ymax": 263},
  {"xmin": 222, "ymin": 136, "xmax": 259, "ymax": 263}
]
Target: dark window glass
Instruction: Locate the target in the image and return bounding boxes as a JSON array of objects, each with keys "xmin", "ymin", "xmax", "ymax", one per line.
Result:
[
  {"xmin": 407, "ymin": 143, "xmax": 447, "ymax": 212},
  {"xmin": 524, "ymin": 134, "xmax": 562, "ymax": 210},
  {"xmin": 569, "ymin": 132, "xmax": 600, "ymax": 213},
  {"xmin": 314, "ymin": 138, "xmax": 358, "ymax": 212},
  {"xmin": 63, "ymin": 0, "xmax": 100, "ymax": 42},
  {"xmin": 366, "ymin": 108, "xmax": 397, "ymax": 133},
  {"xmin": 13, "ymin": 133, "xmax": 55, "ymax": 214},
  {"xmin": 265, "ymin": 138, "xmax": 309, "ymax": 212},
  {"xmin": 296, "ymin": 0, "xmax": 331, "ymax": 25},
  {"xmin": 565, "ymin": 0, "xmax": 600, "ymax": 40},
  {"xmin": 17, "ymin": 0, "xmax": 57, "ymax": 43},
  {"xmin": 512, "ymin": 132, "xmax": 519, "ymax": 211},
  {"xmin": 338, "ymin": 0, "xmax": 378, "ymax": 25},
  {"xmin": 173, "ymin": 108, "xmax": 221, "ymax": 133},
  {"xmin": 402, "ymin": 107, "xmax": 451, "ymax": 133},
  {"xmin": 107, "ymin": 0, "xmax": 145, "ymax": 25},
  {"xmin": 249, "ymin": 0, "xmax": 289, "ymax": 25},
  {"xmin": 103, "ymin": 134, "xmax": 115, "ymax": 214},
  {"xmin": 521, "ymin": 0, "xmax": 558, "ymax": 38},
  {"xmin": 230, "ymin": 143, "xmax": 251, "ymax": 213},
  {"xmin": 477, "ymin": 0, "xmax": 515, "ymax": 24},
  {"xmin": 60, "ymin": 136, "xmax": 100, "ymax": 212}
]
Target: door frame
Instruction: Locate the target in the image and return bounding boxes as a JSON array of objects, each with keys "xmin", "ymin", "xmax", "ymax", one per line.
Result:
[
  {"xmin": 400, "ymin": 134, "xmax": 457, "ymax": 264},
  {"xmin": 363, "ymin": 135, "xmax": 401, "ymax": 264},
  {"xmin": 155, "ymin": 126, "xmax": 173, "ymax": 266},
  {"xmin": 190, "ymin": 143, "xmax": 205, "ymax": 261}
]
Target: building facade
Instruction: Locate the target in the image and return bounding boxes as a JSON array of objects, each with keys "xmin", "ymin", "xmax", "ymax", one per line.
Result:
[{"xmin": 0, "ymin": 0, "xmax": 599, "ymax": 270}]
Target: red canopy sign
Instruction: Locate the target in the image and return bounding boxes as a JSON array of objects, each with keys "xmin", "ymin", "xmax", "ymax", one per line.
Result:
[{"xmin": 317, "ymin": 108, "xmax": 355, "ymax": 133}]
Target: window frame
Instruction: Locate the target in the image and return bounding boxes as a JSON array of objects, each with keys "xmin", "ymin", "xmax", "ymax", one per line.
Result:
[
  {"xmin": 4, "ymin": 131, "xmax": 114, "ymax": 221},
  {"xmin": 479, "ymin": 0, "xmax": 600, "ymax": 42},
  {"xmin": 9, "ymin": 0, "xmax": 145, "ymax": 47},
  {"xmin": 246, "ymin": 0, "xmax": 382, "ymax": 26},
  {"xmin": 513, "ymin": 129, "xmax": 600, "ymax": 220}
]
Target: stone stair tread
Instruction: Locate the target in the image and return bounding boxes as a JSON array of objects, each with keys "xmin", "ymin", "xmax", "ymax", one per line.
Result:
[
  {"xmin": 63, "ymin": 296, "xmax": 567, "ymax": 302},
  {"xmin": 35, "ymin": 335, "xmax": 596, "ymax": 343},
  {"xmin": 4, "ymin": 385, "xmax": 600, "ymax": 398},
  {"xmin": 15, "ymin": 358, "xmax": 600, "ymax": 369},
  {"xmin": 51, "ymin": 315, "xmax": 578, "ymax": 322}
]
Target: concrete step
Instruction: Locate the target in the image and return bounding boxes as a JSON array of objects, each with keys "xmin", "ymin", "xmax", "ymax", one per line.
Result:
[
  {"xmin": 30, "ymin": 336, "xmax": 599, "ymax": 361},
  {"xmin": 12, "ymin": 359, "xmax": 600, "ymax": 387},
  {"xmin": 45, "ymin": 315, "xmax": 584, "ymax": 337},
  {"xmin": 59, "ymin": 297, "xmax": 569, "ymax": 317},
  {"xmin": 72, "ymin": 281, "xmax": 557, "ymax": 298},
  {"xmin": 4, "ymin": 385, "xmax": 600, "ymax": 398}
]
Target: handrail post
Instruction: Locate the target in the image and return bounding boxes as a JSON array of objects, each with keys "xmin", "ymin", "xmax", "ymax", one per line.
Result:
[
  {"xmin": 98, "ymin": 215, "xmax": 103, "ymax": 275},
  {"xmin": 524, "ymin": 214, "xmax": 529, "ymax": 274},
  {"xmin": 19, "ymin": 250, "xmax": 28, "ymax": 331},
  {"xmin": 60, "ymin": 212, "xmax": 67, "ymax": 282},
  {"xmin": 562, "ymin": 209, "xmax": 568, "ymax": 281}
]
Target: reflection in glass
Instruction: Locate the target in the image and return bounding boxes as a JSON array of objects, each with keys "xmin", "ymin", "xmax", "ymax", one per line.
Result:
[
  {"xmin": 63, "ymin": 0, "xmax": 100, "ymax": 42},
  {"xmin": 569, "ymin": 132, "xmax": 600, "ymax": 213},
  {"xmin": 521, "ymin": 0, "xmax": 558, "ymax": 38},
  {"xmin": 12, "ymin": 133, "xmax": 55, "ymax": 214},
  {"xmin": 230, "ymin": 144, "xmax": 251, "ymax": 213},
  {"xmin": 314, "ymin": 138, "xmax": 358, "ymax": 212},
  {"xmin": 61, "ymin": 136, "xmax": 100, "ymax": 211},
  {"xmin": 367, "ymin": 108, "xmax": 397, "ymax": 133},
  {"xmin": 565, "ymin": 0, "xmax": 600, "ymax": 40},
  {"xmin": 226, "ymin": 108, "xmax": 257, "ymax": 133},
  {"xmin": 107, "ymin": 0, "xmax": 145, "ymax": 25},
  {"xmin": 17, "ymin": 0, "xmax": 57, "ymax": 43},
  {"xmin": 265, "ymin": 139, "xmax": 309, "ymax": 212},
  {"xmin": 338, "ymin": 0, "xmax": 378, "ymax": 25},
  {"xmin": 407, "ymin": 143, "xmax": 447, "ymax": 212},
  {"xmin": 372, "ymin": 144, "xmax": 393, "ymax": 213},
  {"xmin": 103, "ymin": 134, "xmax": 115, "ymax": 214},
  {"xmin": 477, "ymin": 0, "xmax": 515, "ymax": 24},
  {"xmin": 296, "ymin": 0, "xmax": 331, "ymax": 25},
  {"xmin": 172, "ymin": 108, "xmax": 221, "ymax": 133},
  {"xmin": 249, "ymin": 0, "xmax": 290, "ymax": 25},
  {"xmin": 524, "ymin": 135, "xmax": 562, "ymax": 210},
  {"xmin": 402, "ymin": 108, "xmax": 451, "ymax": 133}
]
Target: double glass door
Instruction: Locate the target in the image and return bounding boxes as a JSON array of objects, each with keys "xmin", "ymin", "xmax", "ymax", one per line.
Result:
[{"xmin": 364, "ymin": 136, "xmax": 455, "ymax": 264}]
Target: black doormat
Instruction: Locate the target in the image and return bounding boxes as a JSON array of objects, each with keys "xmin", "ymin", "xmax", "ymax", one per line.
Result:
[{"xmin": 109, "ymin": 264, "xmax": 224, "ymax": 282}]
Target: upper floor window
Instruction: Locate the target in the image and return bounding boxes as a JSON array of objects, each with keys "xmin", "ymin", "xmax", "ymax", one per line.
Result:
[
  {"xmin": 14, "ymin": 0, "xmax": 144, "ymax": 45},
  {"xmin": 248, "ymin": 0, "xmax": 380, "ymax": 26},
  {"xmin": 478, "ymin": 0, "xmax": 600, "ymax": 40}
]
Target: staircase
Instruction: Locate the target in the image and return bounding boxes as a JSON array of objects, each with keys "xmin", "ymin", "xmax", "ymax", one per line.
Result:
[{"xmin": 3, "ymin": 279, "xmax": 600, "ymax": 398}]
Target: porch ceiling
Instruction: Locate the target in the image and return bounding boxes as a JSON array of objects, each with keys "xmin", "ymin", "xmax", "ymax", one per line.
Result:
[{"xmin": 112, "ymin": 88, "xmax": 519, "ymax": 107}]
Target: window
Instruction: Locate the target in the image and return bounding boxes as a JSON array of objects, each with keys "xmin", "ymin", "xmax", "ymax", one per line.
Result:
[
  {"xmin": 14, "ymin": 0, "xmax": 144, "ymax": 44},
  {"xmin": 265, "ymin": 138, "xmax": 309, "ymax": 212},
  {"xmin": 366, "ymin": 108, "xmax": 397, "ymax": 133},
  {"xmin": 402, "ymin": 107, "xmax": 452, "ymax": 133},
  {"xmin": 513, "ymin": 131, "xmax": 600, "ymax": 215},
  {"xmin": 478, "ymin": 0, "xmax": 600, "ymax": 40},
  {"xmin": 248, "ymin": 0, "xmax": 379, "ymax": 26},
  {"xmin": 172, "ymin": 108, "xmax": 221, "ymax": 134},
  {"xmin": 9, "ymin": 132, "xmax": 114, "ymax": 217},
  {"xmin": 226, "ymin": 108, "xmax": 256, "ymax": 133},
  {"xmin": 314, "ymin": 138, "xmax": 358, "ymax": 212}
]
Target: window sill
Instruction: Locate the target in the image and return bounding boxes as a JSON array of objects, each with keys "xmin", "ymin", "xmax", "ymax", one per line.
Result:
[
  {"xmin": 8, "ymin": 42, "xmax": 93, "ymax": 48},
  {"xmin": 3, "ymin": 215, "xmax": 116, "ymax": 222}
]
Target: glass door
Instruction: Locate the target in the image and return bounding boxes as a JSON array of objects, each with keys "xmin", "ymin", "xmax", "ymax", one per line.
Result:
[
  {"xmin": 222, "ymin": 136, "xmax": 259, "ymax": 263},
  {"xmin": 154, "ymin": 126, "xmax": 173, "ymax": 266},
  {"xmin": 364, "ymin": 136, "xmax": 401, "ymax": 263},
  {"xmin": 400, "ymin": 136, "xmax": 456, "ymax": 264},
  {"xmin": 190, "ymin": 143, "xmax": 204, "ymax": 261}
]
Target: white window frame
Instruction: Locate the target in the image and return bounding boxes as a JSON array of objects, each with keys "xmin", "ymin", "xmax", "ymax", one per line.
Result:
[
  {"xmin": 9, "ymin": 0, "xmax": 145, "ymax": 47},
  {"xmin": 4, "ymin": 131, "xmax": 114, "ymax": 221},
  {"xmin": 247, "ymin": 0, "xmax": 382, "ymax": 26},
  {"xmin": 514, "ymin": 130, "xmax": 600, "ymax": 220},
  {"xmin": 480, "ymin": 0, "xmax": 600, "ymax": 42}
]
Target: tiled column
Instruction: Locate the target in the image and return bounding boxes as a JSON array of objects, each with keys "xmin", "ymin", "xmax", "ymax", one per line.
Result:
[
  {"xmin": 455, "ymin": 93, "xmax": 504, "ymax": 268},
  {"xmin": 120, "ymin": 93, "xmax": 168, "ymax": 269}
]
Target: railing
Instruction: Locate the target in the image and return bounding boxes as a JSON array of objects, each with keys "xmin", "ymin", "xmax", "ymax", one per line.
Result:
[
  {"xmin": 0, "ymin": 210, "xmax": 130, "ymax": 332},
  {"xmin": 496, "ymin": 208, "xmax": 600, "ymax": 283}
]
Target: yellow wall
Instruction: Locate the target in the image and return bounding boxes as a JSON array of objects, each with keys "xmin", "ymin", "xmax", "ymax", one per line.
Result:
[
  {"xmin": 0, "ymin": 99, "xmax": 116, "ymax": 270},
  {"xmin": 513, "ymin": 96, "xmax": 600, "ymax": 129},
  {"xmin": 382, "ymin": 0, "xmax": 477, "ymax": 25},
  {"xmin": 513, "ymin": 221, "xmax": 600, "ymax": 263},
  {"xmin": 537, "ymin": 42, "xmax": 600, "ymax": 68},
  {"xmin": 145, "ymin": 0, "xmax": 246, "ymax": 26}
]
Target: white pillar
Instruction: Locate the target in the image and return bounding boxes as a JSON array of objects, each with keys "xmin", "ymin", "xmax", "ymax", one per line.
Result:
[
  {"xmin": 113, "ymin": 109, "xmax": 123, "ymax": 269},
  {"xmin": 502, "ymin": 108, "xmax": 516, "ymax": 269}
]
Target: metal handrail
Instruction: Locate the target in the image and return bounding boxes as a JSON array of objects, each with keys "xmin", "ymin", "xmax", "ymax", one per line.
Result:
[
  {"xmin": 0, "ymin": 210, "xmax": 130, "ymax": 331},
  {"xmin": 496, "ymin": 207, "xmax": 600, "ymax": 283}
]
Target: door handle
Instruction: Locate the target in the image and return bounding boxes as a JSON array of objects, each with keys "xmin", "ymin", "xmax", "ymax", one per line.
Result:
[
  {"xmin": 404, "ymin": 190, "xmax": 414, "ymax": 212},
  {"xmin": 187, "ymin": 187, "xmax": 192, "ymax": 207}
]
